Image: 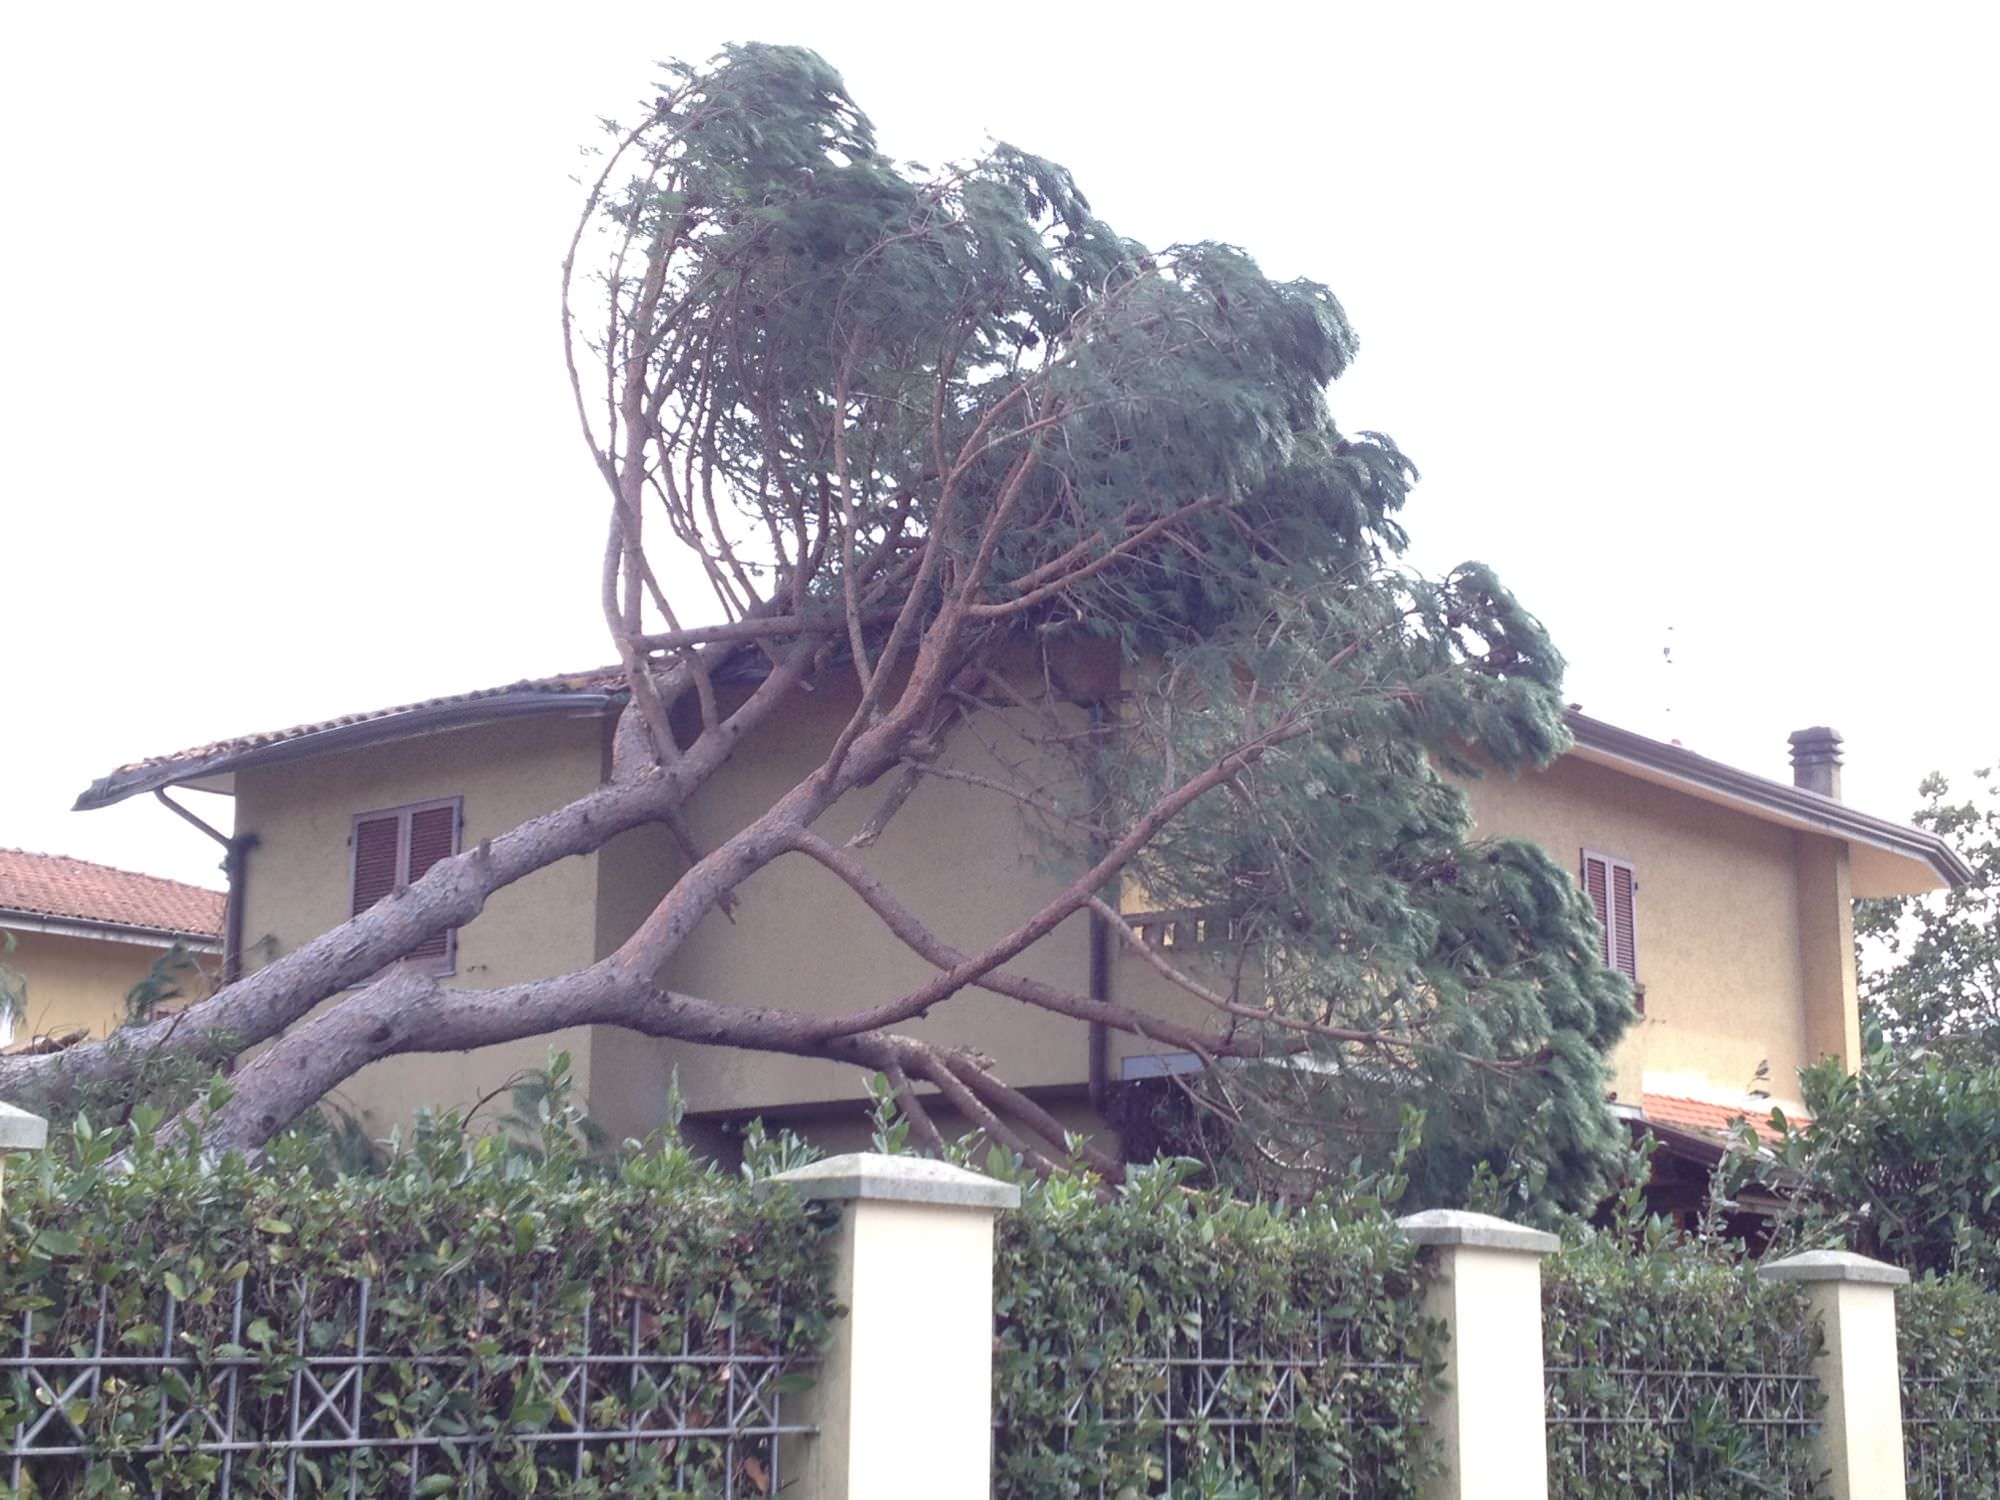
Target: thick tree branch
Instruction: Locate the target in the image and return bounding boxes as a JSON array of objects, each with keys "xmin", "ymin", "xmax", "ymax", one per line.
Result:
[
  {"xmin": 4, "ymin": 642, "xmax": 820, "ymax": 1104},
  {"xmin": 793, "ymin": 716, "xmax": 1308, "ymax": 1039},
  {"xmin": 783, "ymin": 831, "xmax": 1293, "ymax": 1062}
]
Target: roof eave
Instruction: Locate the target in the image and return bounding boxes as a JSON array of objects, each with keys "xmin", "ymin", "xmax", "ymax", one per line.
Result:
[
  {"xmin": 74, "ymin": 691, "xmax": 623, "ymax": 811},
  {"xmin": 0, "ymin": 910, "xmax": 225, "ymax": 952}
]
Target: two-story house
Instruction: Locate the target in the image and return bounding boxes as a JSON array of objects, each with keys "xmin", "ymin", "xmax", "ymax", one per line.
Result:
[{"xmin": 74, "ymin": 668, "xmax": 1967, "ymax": 1168}]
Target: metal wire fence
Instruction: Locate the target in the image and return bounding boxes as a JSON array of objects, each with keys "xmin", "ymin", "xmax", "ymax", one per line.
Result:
[
  {"xmin": 1903, "ymin": 1372, "xmax": 2000, "ymax": 1498},
  {"xmin": 1899, "ymin": 1275, "xmax": 2000, "ymax": 1500},
  {"xmin": 993, "ymin": 1300, "xmax": 1434, "ymax": 1498},
  {"xmin": 1545, "ymin": 1336, "xmax": 1824, "ymax": 1498},
  {"xmin": 0, "ymin": 1275, "xmax": 814, "ymax": 1498}
]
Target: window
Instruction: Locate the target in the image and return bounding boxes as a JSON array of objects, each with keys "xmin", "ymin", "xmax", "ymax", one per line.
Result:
[
  {"xmin": 1580, "ymin": 848, "xmax": 1639, "ymax": 998},
  {"xmin": 351, "ymin": 798, "xmax": 461, "ymax": 975}
]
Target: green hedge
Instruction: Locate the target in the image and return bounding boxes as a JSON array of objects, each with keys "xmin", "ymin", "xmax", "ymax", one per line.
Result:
[
  {"xmin": 991, "ymin": 1163, "xmax": 1443, "ymax": 1498},
  {"xmin": 1543, "ymin": 1226, "xmax": 1825, "ymax": 1499},
  {"xmin": 1900, "ymin": 1274, "xmax": 2000, "ymax": 1496},
  {"xmin": 0, "ymin": 1104, "xmax": 838, "ymax": 1498}
]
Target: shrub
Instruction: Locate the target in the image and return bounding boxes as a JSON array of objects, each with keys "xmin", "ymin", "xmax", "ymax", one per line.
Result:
[
  {"xmin": 1544, "ymin": 1219, "xmax": 1824, "ymax": 1498},
  {"xmin": 991, "ymin": 1159, "xmax": 1443, "ymax": 1498},
  {"xmin": 0, "ymin": 1082, "xmax": 838, "ymax": 1497},
  {"xmin": 1900, "ymin": 1274, "xmax": 2000, "ymax": 1494},
  {"xmin": 1758, "ymin": 1053, "xmax": 2000, "ymax": 1285}
]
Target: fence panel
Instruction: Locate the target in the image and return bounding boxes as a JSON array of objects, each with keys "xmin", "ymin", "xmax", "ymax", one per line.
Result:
[
  {"xmin": 1900, "ymin": 1274, "xmax": 2000, "ymax": 1499},
  {"xmin": 1541, "ymin": 1243, "xmax": 1827, "ymax": 1500},
  {"xmin": 1903, "ymin": 1369, "xmax": 2000, "ymax": 1499},
  {"xmin": 1544, "ymin": 1343, "xmax": 1822, "ymax": 1498},
  {"xmin": 995, "ymin": 1297, "xmax": 1430, "ymax": 1498},
  {"xmin": 0, "ymin": 1275, "xmax": 814, "ymax": 1498}
]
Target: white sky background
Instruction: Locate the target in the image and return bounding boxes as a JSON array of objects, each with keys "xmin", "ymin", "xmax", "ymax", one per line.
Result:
[{"xmin": 3, "ymin": 3, "xmax": 1995, "ymax": 890}]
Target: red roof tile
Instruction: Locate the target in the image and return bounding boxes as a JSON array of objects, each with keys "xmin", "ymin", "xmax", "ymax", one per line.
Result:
[
  {"xmin": 0, "ymin": 850, "xmax": 224, "ymax": 941},
  {"xmin": 1643, "ymin": 1093, "xmax": 1800, "ymax": 1145}
]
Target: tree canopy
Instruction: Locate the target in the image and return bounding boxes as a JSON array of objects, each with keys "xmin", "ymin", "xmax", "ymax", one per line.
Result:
[
  {"xmin": 1860, "ymin": 764, "xmax": 2000, "ymax": 1057},
  {"xmin": 2, "ymin": 44, "xmax": 1633, "ymax": 1209}
]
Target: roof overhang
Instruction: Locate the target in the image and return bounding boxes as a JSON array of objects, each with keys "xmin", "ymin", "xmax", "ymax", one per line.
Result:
[
  {"xmin": 73, "ymin": 689, "xmax": 622, "ymax": 811},
  {"xmin": 0, "ymin": 910, "xmax": 224, "ymax": 953},
  {"xmin": 1564, "ymin": 712, "xmax": 1970, "ymax": 897}
]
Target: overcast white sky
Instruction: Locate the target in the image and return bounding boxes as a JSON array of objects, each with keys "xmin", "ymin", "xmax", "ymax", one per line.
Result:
[{"xmin": 4, "ymin": 3, "xmax": 1996, "ymax": 889}]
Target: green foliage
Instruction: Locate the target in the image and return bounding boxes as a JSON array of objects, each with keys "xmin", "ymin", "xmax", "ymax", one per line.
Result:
[
  {"xmin": 1899, "ymin": 1274, "xmax": 2000, "ymax": 1489},
  {"xmin": 1544, "ymin": 1203, "xmax": 1825, "ymax": 1498},
  {"xmin": 1750, "ymin": 1052, "xmax": 2000, "ymax": 1284},
  {"xmin": 122, "ymin": 941, "xmax": 206, "ymax": 1026},
  {"xmin": 9, "ymin": 1040, "xmax": 238, "ymax": 1151},
  {"xmin": 1859, "ymin": 765, "xmax": 2000, "ymax": 1055},
  {"xmin": 0, "ymin": 1083, "xmax": 838, "ymax": 1495},
  {"xmin": 991, "ymin": 1159, "xmax": 1443, "ymax": 1498},
  {"xmin": 0, "ymin": 931, "xmax": 23, "ymax": 1034}
]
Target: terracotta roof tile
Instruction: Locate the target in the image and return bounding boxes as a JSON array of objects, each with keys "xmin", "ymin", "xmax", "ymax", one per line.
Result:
[
  {"xmin": 1643, "ymin": 1092, "xmax": 1800, "ymax": 1145},
  {"xmin": 0, "ymin": 850, "xmax": 224, "ymax": 940}
]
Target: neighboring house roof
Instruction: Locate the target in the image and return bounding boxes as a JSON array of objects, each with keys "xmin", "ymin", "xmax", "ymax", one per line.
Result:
[
  {"xmin": 70, "ymin": 667, "xmax": 1970, "ymax": 896},
  {"xmin": 0, "ymin": 850, "xmax": 225, "ymax": 949},
  {"xmin": 1642, "ymin": 1092, "xmax": 1794, "ymax": 1146}
]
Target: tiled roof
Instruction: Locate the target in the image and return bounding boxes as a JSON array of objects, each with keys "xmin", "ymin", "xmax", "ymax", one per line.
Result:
[
  {"xmin": 0, "ymin": 850, "xmax": 224, "ymax": 941},
  {"xmin": 1643, "ymin": 1092, "xmax": 1799, "ymax": 1145}
]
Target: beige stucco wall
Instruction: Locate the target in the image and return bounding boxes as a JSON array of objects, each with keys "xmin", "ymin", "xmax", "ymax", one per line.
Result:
[
  {"xmin": 1796, "ymin": 835, "xmax": 1861, "ymax": 1071},
  {"xmin": 1108, "ymin": 754, "xmax": 1862, "ymax": 1112},
  {"xmin": 598, "ymin": 683, "xmax": 1094, "ymax": 1119},
  {"xmin": 233, "ymin": 712, "xmax": 612, "ymax": 1138},
  {"xmin": 1459, "ymin": 755, "xmax": 1829, "ymax": 1110},
  {"xmin": 0, "ymin": 928, "xmax": 209, "ymax": 1041},
  {"xmin": 221, "ymin": 684, "xmax": 1860, "ymax": 1142}
]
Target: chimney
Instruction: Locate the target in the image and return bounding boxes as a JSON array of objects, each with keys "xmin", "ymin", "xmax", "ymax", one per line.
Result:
[{"xmin": 1788, "ymin": 726, "xmax": 1844, "ymax": 800}]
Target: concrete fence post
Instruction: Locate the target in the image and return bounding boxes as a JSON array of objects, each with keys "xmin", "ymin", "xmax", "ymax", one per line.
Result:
[
  {"xmin": 1398, "ymin": 1208, "xmax": 1559, "ymax": 1500},
  {"xmin": 0, "ymin": 1103, "xmax": 48, "ymax": 1206},
  {"xmin": 767, "ymin": 1153, "xmax": 1020, "ymax": 1500},
  {"xmin": 1759, "ymin": 1249, "xmax": 1909, "ymax": 1499}
]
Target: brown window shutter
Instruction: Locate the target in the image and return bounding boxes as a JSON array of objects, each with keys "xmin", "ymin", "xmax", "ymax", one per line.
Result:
[
  {"xmin": 405, "ymin": 804, "xmax": 458, "ymax": 964},
  {"xmin": 1581, "ymin": 853, "xmax": 1611, "ymax": 965},
  {"xmin": 406, "ymin": 805, "xmax": 457, "ymax": 883},
  {"xmin": 351, "ymin": 815, "xmax": 402, "ymax": 918},
  {"xmin": 1611, "ymin": 862, "xmax": 1638, "ymax": 981}
]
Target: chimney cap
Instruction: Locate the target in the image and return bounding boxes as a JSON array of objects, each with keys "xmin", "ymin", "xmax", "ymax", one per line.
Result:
[{"xmin": 1788, "ymin": 726, "xmax": 1845, "ymax": 765}]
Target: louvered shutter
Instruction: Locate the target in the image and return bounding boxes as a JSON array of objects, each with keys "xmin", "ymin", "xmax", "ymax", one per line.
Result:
[
  {"xmin": 405, "ymin": 804, "xmax": 458, "ymax": 964},
  {"xmin": 351, "ymin": 815, "xmax": 402, "ymax": 918},
  {"xmin": 1610, "ymin": 863, "xmax": 1638, "ymax": 981},
  {"xmin": 1581, "ymin": 853, "xmax": 1611, "ymax": 965}
]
